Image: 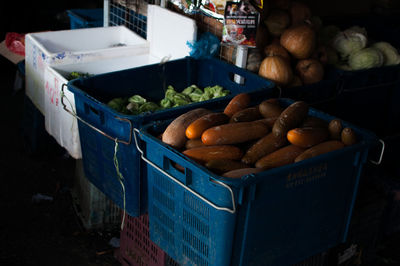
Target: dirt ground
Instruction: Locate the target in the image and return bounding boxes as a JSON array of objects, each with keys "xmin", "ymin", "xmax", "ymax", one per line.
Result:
[{"xmin": 1, "ymin": 57, "xmax": 400, "ymax": 266}]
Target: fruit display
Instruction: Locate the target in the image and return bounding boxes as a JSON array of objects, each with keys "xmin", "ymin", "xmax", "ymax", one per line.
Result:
[
  {"xmin": 159, "ymin": 93, "xmax": 358, "ymax": 178},
  {"xmin": 250, "ymin": 0, "xmax": 400, "ymax": 88}
]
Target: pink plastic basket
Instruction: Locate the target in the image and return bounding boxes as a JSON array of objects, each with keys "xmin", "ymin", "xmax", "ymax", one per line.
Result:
[{"xmin": 120, "ymin": 213, "xmax": 175, "ymax": 266}]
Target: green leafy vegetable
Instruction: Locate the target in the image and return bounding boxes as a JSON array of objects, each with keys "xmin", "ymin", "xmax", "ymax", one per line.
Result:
[
  {"xmin": 172, "ymin": 93, "xmax": 191, "ymax": 106},
  {"xmin": 107, "ymin": 97, "xmax": 128, "ymax": 112},
  {"xmin": 160, "ymin": 98, "xmax": 173, "ymax": 108},
  {"xmin": 67, "ymin": 71, "xmax": 92, "ymax": 80},
  {"xmin": 348, "ymin": 47, "xmax": 384, "ymax": 70},
  {"xmin": 199, "ymin": 92, "xmax": 211, "ymax": 102},
  {"xmin": 139, "ymin": 102, "xmax": 159, "ymax": 113},
  {"xmin": 106, "ymin": 84, "xmax": 230, "ymax": 114},
  {"xmin": 372, "ymin": 42, "xmax": 400, "ymax": 66},
  {"xmin": 128, "ymin": 95, "xmax": 147, "ymax": 104},
  {"xmin": 332, "ymin": 30, "xmax": 368, "ymax": 59},
  {"xmin": 165, "ymin": 85, "xmax": 177, "ymax": 101},
  {"xmin": 126, "ymin": 102, "xmax": 140, "ymax": 114},
  {"xmin": 188, "ymin": 87, "xmax": 204, "ymax": 102}
]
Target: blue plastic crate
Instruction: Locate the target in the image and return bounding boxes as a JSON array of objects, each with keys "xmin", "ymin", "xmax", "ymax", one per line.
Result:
[
  {"xmin": 66, "ymin": 57, "xmax": 276, "ymax": 217},
  {"xmin": 318, "ymin": 16, "xmax": 400, "ymax": 137},
  {"xmin": 137, "ymin": 98, "xmax": 378, "ymax": 266},
  {"xmin": 281, "ymin": 79, "xmax": 341, "ymax": 113},
  {"xmin": 283, "ymin": 64, "xmax": 400, "ymax": 138},
  {"xmin": 279, "ymin": 15, "xmax": 400, "ymax": 138},
  {"xmin": 323, "ymin": 66, "xmax": 400, "ymax": 138},
  {"xmin": 67, "ymin": 9, "xmax": 104, "ymax": 29}
]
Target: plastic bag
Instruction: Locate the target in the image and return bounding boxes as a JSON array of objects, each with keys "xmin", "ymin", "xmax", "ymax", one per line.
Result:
[
  {"xmin": 5, "ymin": 32, "xmax": 25, "ymax": 56},
  {"xmin": 187, "ymin": 32, "xmax": 220, "ymax": 59}
]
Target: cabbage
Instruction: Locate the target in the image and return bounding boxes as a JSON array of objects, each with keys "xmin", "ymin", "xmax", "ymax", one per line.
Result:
[
  {"xmin": 214, "ymin": 88, "xmax": 230, "ymax": 98},
  {"xmin": 172, "ymin": 93, "xmax": 191, "ymax": 106},
  {"xmin": 128, "ymin": 95, "xmax": 147, "ymax": 104},
  {"xmin": 182, "ymin": 84, "xmax": 199, "ymax": 95},
  {"xmin": 188, "ymin": 88, "xmax": 204, "ymax": 102},
  {"xmin": 344, "ymin": 26, "xmax": 368, "ymax": 37},
  {"xmin": 199, "ymin": 92, "xmax": 211, "ymax": 102},
  {"xmin": 332, "ymin": 30, "xmax": 367, "ymax": 59},
  {"xmin": 160, "ymin": 98, "xmax": 173, "ymax": 108},
  {"xmin": 139, "ymin": 102, "xmax": 159, "ymax": 113},
  {"xmin": 67, "ymin": 71, "xmax": 92, "ymax": 80},
  {"xmin": 165, "ymin": 86, "xmax": 177, "ymax": 101},
  {"xmin": 126, "ymin": 102, "xmax": 139, "ymax": 114},
  {"xmin": 372, "ymin": 41, "xmax": 400, "ymax": 66},
  {"xmin": 348, "ymin": 47, "xmax": 384, "ymax": 70},
  {"xmin": 204, "ymin": 85, "xmax": 221, "ymax": 97},
  {"xmin": 107, "ymin": 97, "xmax": 127, "ymax": 112}
]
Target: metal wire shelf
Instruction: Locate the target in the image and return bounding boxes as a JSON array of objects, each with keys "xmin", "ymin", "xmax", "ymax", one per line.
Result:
[
  {"xmin": 105, "ymin": 0, "xmax": 161, "ymax": 38},
  {"xmin": 104, "ymin": 0, "xmax": 248, "ymax": 67}
]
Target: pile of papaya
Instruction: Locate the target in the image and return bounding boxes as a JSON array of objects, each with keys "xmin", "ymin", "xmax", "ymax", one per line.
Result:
[{"xmin": 160, "ymin": 93, "xmax": 358, "ymax": 178}]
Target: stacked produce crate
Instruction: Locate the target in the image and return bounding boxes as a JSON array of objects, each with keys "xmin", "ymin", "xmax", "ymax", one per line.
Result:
[
  {"xmin": 20, "ymin": 1, "xmax": 400, "ymax": 265},
  {"xmin": 24, "ymin": 3, "xmax": 197, "ymax": 230},
  {"xmin": 67, "ymin": 8, "xmax": 104, "ymax": 29},
  {"xmin": 66, "ymin": 56, "xmax": 276, "ymax": 218}
]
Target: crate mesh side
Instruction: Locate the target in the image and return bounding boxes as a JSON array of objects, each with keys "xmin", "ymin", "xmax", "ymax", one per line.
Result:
[
  {"xmin": 154, "ymin": 170, "xmax": 176, "ymax": 195},
  {"xmin": 183, "ymin": 209, "xmax": 209, "ymax": 237},
  {"xmin": 181, "ymin": 191, "xmax": 211, "ymax": 265},
  {"xmin": 153, "ymin": 204, "xmax": 175, "ymax": 233},
  {"xmin": 108, "ymin": 0, "xmax": 240, "ymax": 65},
  {"xmin": 183, "ymin": 191, "xmax": 210, "ymax": 219},
  {"xmin": 108, "ymin": 0, "xmax": 158, "ymax": 38},
  {"xmin": 153, "ymin": 186, "xmax": 175, "ymax": 212},
  {"xmin": 153, "ymin": 219, "xmax": 175, "ymax": 248},
  {"xmin": 182, "ymin": 228, "xmax": 209, "ymax": 257},
  {"xmin": 182, "ymin": 244, "xmax": 208, "ymax": 266},
  {"xmin": 121, "ymin": 214, "xmax": 165, "ymax": 265}
]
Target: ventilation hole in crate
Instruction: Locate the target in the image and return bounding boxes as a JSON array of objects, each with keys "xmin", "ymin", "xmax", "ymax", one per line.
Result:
[
  {"xmin": 153, "ymin": 220, "xmax": 175, "ymax": 248},
  {"xmin": 183, "ymin": 229, "xmax": 209, "ymax": 257},
  {"xmin": 153, "ymin": 186, "xmax": 175, "ymax": 212},
  {"xmin": 184, "ymin": 191, "xmax": 210, "ymax": 219},
  {"xmin": 153, "ymin": 205, "xmax": 175, "ymax": 233},
  {"xmin": 183, "ymin": 244, "xmax": 208, "ymax": 266},
  {"xmin": 154, "ymin": 172, "xmax": 175, "ymax": 195},
  {"xmin": 183, "ymin": 209, "xmax": 210, "ymax": 237}
]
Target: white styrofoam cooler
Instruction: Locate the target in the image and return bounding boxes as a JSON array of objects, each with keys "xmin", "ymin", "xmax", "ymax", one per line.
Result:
[
  {"xmin": 146, "ymin": 5, "xmax": 197, "ymax": 61},
  {"xmin": 44, "ymin": 5, "xmax": 197, "ymax": 159},
  {"xmin": 44, "ymin": 55, "xmax": 159, "ymax": 159},
  {"xmin": 25, "ymin": 25, "xmax": 150, "ymax": 114}
]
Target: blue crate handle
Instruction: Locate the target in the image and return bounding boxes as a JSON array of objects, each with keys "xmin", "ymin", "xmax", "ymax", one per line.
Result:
[
  {"xmin": 370, "ymin": 139, "xmax": 385, "ymax": 165},
  {"xmin": 133, "ymin": 128, "xmax": 237, "ymax": 214},
  {"xmin": 61, "ymin": 83, "xmax": 133, "ymax": 145}
]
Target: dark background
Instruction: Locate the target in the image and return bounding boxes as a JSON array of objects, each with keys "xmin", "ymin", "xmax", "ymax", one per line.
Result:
[
  {"xmin": 0, "ymin": 1, "xmax": 400, "ymax": 265},
  {"xmin": 0, "ymin": 1, "xmax": 121, "ymax": 266}
]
